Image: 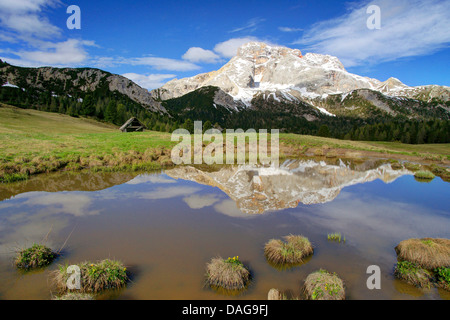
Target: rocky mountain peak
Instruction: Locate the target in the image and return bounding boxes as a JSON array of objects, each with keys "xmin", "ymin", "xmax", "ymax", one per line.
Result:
[
  {"xmin": 155, "ymin": 42, "xmax": 383, "ymax": 105},
  {"xmin": 236, "ymin": 42, "xmax": 303, "ymax": 61},
  {"xmin": 133, "ymin": 41, "xmax": 450, "ymax": 119}
]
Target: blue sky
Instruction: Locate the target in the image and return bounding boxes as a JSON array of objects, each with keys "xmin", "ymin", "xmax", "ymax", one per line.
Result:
[{"xmin": 0, "ymin": 0, "xmax": 449, "ymax": 90}]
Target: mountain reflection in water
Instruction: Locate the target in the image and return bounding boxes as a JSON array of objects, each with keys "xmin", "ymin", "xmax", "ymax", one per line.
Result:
[
  {"xmin": 0, "ymin": 158, "xmax": 448, "ymax": 300},
  {"xmin": 165, "ymin": 159, "xmax": 413, "ymax": 214}
]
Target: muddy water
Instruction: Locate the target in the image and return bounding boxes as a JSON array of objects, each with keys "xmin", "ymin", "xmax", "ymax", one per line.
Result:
[{"xmin": 0, "ymin": 160, "xmax": 449, "ymax": 300}]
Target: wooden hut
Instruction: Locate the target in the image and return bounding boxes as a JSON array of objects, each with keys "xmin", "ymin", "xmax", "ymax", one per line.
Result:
[{"xmin": 119, "ymin": 117, "xmax": 146, "ymax": 132}]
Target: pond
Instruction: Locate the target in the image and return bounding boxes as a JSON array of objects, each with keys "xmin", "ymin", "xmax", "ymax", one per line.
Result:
[{"xmin": 0, "ymin": 159, "xmax": 449, "ymax": 300}]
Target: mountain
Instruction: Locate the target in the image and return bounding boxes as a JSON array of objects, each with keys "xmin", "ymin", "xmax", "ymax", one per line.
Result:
[
  {"xmin": 0, "ymin": 60, "xmax": 165, "ymax": 114},
  {"xmin": 154, "ymin": 42, "xmax": 450, "ymax": 122},
  {"xmin": 165, "ymin": 159, "xmax": 412, "ymax": 214},
  {"xmin": 1, "ymin": 43, "xmax": 449, "ymax": 143}
]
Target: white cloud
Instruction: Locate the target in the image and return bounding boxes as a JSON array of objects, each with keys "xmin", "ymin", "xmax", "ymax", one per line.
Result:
[
  {"xmin": 2, "ymin": 13, "xmax": 60, "ymax": 37},
  {"xmin": 294, "ymin": 0, "xmax": 450, "ymax": 67},
  {"xmin": 278, "ymin": 27, "xmax": 303, "ymax": 32},
  {"xmin": 136, "ymin": 186, "xmax": 200, "ymax": 200},
  {"xmin": 213, "ymin": 37, "xmax": 261, "ymax": 58},
  {"xmin": 182, "ymin": 47, "xmax": 221, "ymax": 64},
  {"xmin": 183, "ymin": 194, "xmax": 221, "ymax": 209},
  {"xmin": 22, "ymin": 192, "xmax": 101, "ymax": 217},
  {"xmin": 0, "ymin": 0, "xmax": 58, "ymax": 13},
  {"xmin": 91, "ymin": 56, "xmax": 118, "ymax": 68},
  {"xmin": 0, "ymin": 0, "xmax": 62, "ymax": 39},
  {"xmin": 128, "ymin": 56, "xmax": 201, "ymax": 71},
  {"xmin": 5, "ymin": 39, "xmax": 94, "ymax": 67},
  {"xmin": 126, "ymin": 174, "xmax": 177, "ymax": 185},
  {"xmin": 230, "ymin": 17, "xmax": 265, "ymax": 33},
  {"xmin": 122, "ymin": 73, "xmax": 176, "ymax": 90},
  {"xmin": 0, "ymin": 0, "xmax": 97, "ymax": 68},
  {"xmin": 213, "ymin": 199, "xmax": 249, "ymax": 218}
]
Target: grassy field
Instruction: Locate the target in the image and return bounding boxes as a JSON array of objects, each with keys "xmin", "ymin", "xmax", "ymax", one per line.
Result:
[
  {"xmin": 1, "ymin": 104, "xmax": 449, "ymax": 183},
  {"xmin": 0, "ymin": 105, "xmax": 176, "ymax": 182},
  {"xmin": 0, "ymin": 105, "xmax": 117, "ymax": 134},
  {"xmin": 279, "ymin": 134, "xmax": 450, "ymax": 158}
]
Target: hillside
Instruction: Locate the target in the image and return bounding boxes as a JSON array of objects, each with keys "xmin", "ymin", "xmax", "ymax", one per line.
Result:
[
  {"xmin": 0, "ymin": 60, "xmax": 175, "ymax": 131},
  {"xmin": 0, "ymin": 104, "xmax": 175, "ymax": 183},
  {"xmin": 0, "ymin": 104, "xmax": 117, "ymax": 134}
]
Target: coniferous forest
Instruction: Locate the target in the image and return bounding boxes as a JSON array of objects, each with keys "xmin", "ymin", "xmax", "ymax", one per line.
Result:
[{"xmin": 1, "ymin": 83, "xmax": 449, "ymax": 144}]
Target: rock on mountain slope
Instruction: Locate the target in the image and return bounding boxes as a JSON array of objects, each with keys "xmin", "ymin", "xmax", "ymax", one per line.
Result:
[
  {"xmin": 0, "ymin": 62, "xmax": 165, "ymax": 113},
  {"xmin": 154, "ymin": 42, "xmax": 450, "ymax": 119}
]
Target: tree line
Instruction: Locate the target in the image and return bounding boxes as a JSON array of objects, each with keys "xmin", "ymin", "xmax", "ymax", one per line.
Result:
[{"xmin": 1, "ymin": 84, "xmax": 449, "ymax": 144}]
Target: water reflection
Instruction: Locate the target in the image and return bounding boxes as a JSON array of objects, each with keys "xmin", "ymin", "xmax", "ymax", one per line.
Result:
[
  {"xmin": 165, "ymin": 159, "xmax": 413, "ymax": 214},
  {"xmin": 0, "ymin": 172, "xmax": 139, "ymax": 202},
  {"xmin": 0, "ymin": 159, "xmax": 448, "ymax": 300}
]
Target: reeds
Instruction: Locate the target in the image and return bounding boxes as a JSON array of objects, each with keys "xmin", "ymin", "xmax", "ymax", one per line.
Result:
[{"xmin": 327, "ymin": 232, "xmax": 346, "ymax": 243}]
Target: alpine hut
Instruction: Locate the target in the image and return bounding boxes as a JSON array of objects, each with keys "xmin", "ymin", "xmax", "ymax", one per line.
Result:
[{"xmin": 119, "ymin": 117, "xmax": 146, "ymax": 132}]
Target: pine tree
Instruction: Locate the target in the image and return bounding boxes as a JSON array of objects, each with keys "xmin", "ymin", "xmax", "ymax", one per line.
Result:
[
  {"xmin": 116, "ymin": 103, "xmax": 127, "ymax": 125},
  {"xmin": 317, "ymin": 125, "xmax": 330, "ymax": 137},
  {"xmin": 104, "ymin": 101, "xmax": 117, "ymax": 123},
  {"xmin": 183, "ymin": 119, "xmax": 194, "ymax": 133},
  {"xmin": 81, "ymin": 95, "xmax": 95, "ymax": 116},
  {"xmin": 203, "ymin": 120, "xmax": 212, "ymax": 133}
]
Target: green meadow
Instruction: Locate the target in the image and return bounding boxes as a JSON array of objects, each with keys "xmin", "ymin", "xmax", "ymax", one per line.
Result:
[{"xmin": 1, "ymin": 104, "xmax": 449, "ymax": 183}]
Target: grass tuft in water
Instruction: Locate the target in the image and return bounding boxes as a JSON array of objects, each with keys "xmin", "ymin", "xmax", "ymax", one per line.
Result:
[
  {"xmin": 0, "ymin": 172, "xmax": 29, "ymax": 183},
  {"xmin": 394, "ymin": 238, "xmax": 450, "ymax": 291},
  {"xmin": 52, "ymin": 259, "xmax": 129, "ymax": 294},
  {"xmin": 395, "ymin": 238, "xmax": 450, "ymax": 270},
  {"xmin": 14, "ymin": 243, "xmax": 58, "ymax": 270},
  {"xmin": 414, "ymin": 171, "xmax": 435, "ymax": 180},
  {"xmin": 327, "ymin": 232, "xmax": 346, "ymax": 243},
  {"xmin": 394, "ymin": 261, "xmax": 433, "ymax": 288},
  {"xmin": 264, "ymin": 235, "xmax": 313, "ymax": 267},
  {"xmin": 304, "ymin": 269, "xmax": 345, "ymax": 300},
  {"xmin": 434, "ymin": 267, "xmax": 450, "ymax": 291},
  {"xmin": 205, "ymin": 256, "xmax": 251, "ymax": 293}
]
